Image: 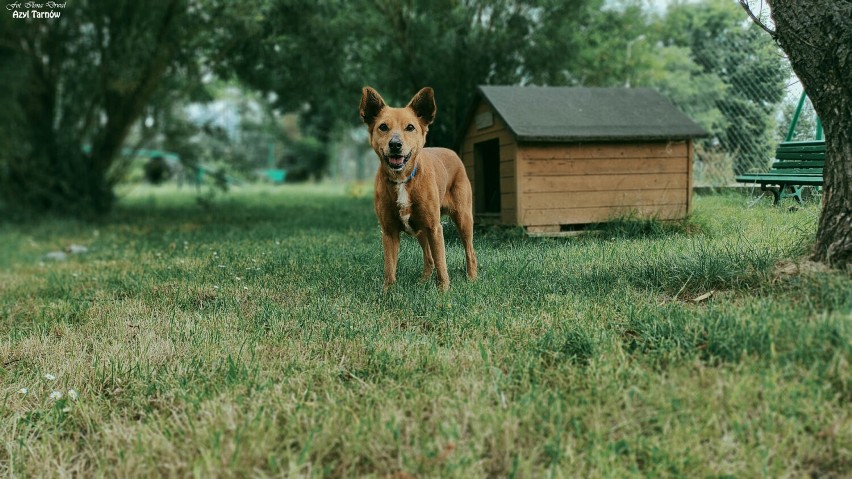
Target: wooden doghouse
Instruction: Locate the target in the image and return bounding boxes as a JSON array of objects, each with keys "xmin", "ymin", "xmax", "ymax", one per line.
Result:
[{"xmin": 459, "ymin": 86, "xmax": 707, "ymax": 233}]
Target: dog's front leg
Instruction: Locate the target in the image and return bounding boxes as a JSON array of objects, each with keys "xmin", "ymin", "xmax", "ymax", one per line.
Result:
[
  {"xmin": 424, "ymin": 224, "xmax": 449, "ymax": 291},
  {"xmin": 381, "ymin": 230, "xmax": 401, "ymax": 291},
  {"xmin": 416, "ymin": 233, "xmax": 434, "ymax": 282}
]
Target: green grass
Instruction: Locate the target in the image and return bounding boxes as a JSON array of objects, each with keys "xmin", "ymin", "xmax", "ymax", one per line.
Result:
[{"xmin": 1, "ymin": 184, "xmax": 849, "ymax": 477}]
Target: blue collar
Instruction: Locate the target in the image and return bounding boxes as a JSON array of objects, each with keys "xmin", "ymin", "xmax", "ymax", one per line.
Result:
[
  {"xmin": 393, "ymin": 164, "xmax": 418, "ymax": 184},
  {"xmin": 406, "ymin": 164, "xmax": 418, "ymax": 182}
]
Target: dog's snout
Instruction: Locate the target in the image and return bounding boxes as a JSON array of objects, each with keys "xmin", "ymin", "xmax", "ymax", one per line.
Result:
[{"xmin": 388, "ymin": 136, "xmax": 403, "ymax": 152}]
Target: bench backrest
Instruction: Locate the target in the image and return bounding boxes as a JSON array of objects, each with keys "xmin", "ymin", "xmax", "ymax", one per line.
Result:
[{"xmin": 771, "ymin": 141, "xmax": 825, "ymax": 171}]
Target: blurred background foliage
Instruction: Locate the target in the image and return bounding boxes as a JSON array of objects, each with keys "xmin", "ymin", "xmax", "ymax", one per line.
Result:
[{"xmin": 0, "ymin": 0, "xmax": 804, "ymax": 216}]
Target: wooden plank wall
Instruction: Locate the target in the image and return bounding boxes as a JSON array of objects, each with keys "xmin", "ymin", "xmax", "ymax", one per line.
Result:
[
  {"xmin": 460, "ymin": 101, "xmax": 518, "ymax": 224},
  {"xmin": 517, "ymin": 141, "xmax": 691, "ymax": 226}
]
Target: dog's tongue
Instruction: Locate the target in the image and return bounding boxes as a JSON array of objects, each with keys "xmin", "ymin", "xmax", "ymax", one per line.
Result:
[{"xmin": 388, "ymin": 155, "xmax": 405, "ymax": 167}]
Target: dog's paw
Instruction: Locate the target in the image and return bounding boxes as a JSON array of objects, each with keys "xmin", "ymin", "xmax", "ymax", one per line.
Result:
[{"xmin": 382, "ymin": 281, "xmax": 396, "ymax": 293}]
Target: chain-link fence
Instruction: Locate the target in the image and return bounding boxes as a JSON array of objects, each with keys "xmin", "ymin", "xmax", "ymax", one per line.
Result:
[
  {"xmin": 684, "ymin": 33, "xmax": 821, "ymax": 187},
  {"xmin": 691, "ymin": 88, "xmax": 822, "ymax": 188}
]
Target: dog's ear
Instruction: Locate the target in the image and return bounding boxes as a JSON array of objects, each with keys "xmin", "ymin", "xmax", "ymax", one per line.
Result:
[
  {"xmin": 360, "ymin": 87, "xmax": 386, "ymax": 126},
  {"xmin": 407, "ymin": 87, "xmax": 436, "ymax": 126}
]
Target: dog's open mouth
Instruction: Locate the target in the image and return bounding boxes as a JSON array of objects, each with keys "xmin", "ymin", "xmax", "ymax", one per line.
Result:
[{"xmin": 385, "ymin": 152, "xmax": 411, "ymax": 170}]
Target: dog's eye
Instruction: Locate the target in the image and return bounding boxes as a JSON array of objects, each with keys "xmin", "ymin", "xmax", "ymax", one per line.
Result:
[
  {"xmin": 378, "ymin": 124, "xmax": 389, "ymax": 132},
  {"xmin": 405, "ymin": 124, "xmax": 416, "ymax": 132}
]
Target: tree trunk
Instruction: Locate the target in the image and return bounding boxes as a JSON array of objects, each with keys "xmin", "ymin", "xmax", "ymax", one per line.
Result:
[
  {"xmin": 4, "ymin": 48, "xmax": 116, "ymax": 216},
  {"xmin": 767, "ymin": 0, "xmax": 852, "ymax": 270}
]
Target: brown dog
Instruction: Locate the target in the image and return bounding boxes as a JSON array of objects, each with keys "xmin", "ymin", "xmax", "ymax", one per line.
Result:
[{"xmin": 359, "ymin": 86, "xmax": 477, "ymax": 291}]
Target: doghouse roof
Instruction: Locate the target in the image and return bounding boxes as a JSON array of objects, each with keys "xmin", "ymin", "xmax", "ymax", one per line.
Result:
[{"xmin": 472, "ymin": 86, "xmax": 708, "ymax": 142}]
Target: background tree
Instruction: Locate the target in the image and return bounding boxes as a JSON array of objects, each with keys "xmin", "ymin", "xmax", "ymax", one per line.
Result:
[
  {"xmin": 0, "ymin": 0, "xmax": 210, "ymax": 215},
  {"xmin": 740, "ymin": 0, "xmax": 851, "ymax": 269},
  {"xmin": 552, "ymin": 0, "xmax": 650, "ymax": 87},
  {"xmin": 657, "ymin": 0, "xmax": 787, "ymax": 175},
  {"xmin": 214, "ymin": 0, "xmax": 596, "ymax": 150},
  {"xmin": 209, "ymin": 0, "xmax": 362, "ymax": 177}
]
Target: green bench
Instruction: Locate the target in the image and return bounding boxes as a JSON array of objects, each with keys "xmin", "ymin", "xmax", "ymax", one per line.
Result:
[{"xmin": 735, "ymin": 140, "xmax": 825, "ymax": 205}]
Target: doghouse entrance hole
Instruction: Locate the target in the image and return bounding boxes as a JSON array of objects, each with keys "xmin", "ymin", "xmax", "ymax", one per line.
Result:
[{"xmin": 474, "ymin": 139, "xmax": 501, "ymax": 214}]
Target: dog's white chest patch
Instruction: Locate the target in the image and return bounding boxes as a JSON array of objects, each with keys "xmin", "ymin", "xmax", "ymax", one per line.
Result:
[
  {"xmin": 396, "ymin": 182, "xmax": 414, "ymax": 235},
  {"xmin": 396, "ymin": 182, "xmax": 409, "ymax": 208}
]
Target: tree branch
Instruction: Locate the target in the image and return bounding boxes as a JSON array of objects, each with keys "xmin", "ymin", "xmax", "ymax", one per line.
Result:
[{"xmin": 739, "ymin": 0, "xmax": 776, "ymax": 37}]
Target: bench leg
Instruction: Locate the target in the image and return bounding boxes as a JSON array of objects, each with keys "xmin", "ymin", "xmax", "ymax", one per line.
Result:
[
  {"xmin": 789, "ymin": 186, "xmax": 805, "ymax": 204},
  {"xmin": 777, "ymin": 185, "xmax": 804, "ymax": 205},
  {"xmin": 761, "ymin": 183, "xmax": 806, "ymax": 206},
  {"xmin": 761, "ymin": 184, "xmax": 781, "ymax": 205}
]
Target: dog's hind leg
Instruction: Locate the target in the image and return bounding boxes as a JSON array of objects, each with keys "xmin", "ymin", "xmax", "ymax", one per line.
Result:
[
  {"xmin": 450, "ymin": 208, "xmax": 478, "ymax": 281},
  {"xmin": 416, "ymin": 233, "xmax": 434, "ymax": 282}
]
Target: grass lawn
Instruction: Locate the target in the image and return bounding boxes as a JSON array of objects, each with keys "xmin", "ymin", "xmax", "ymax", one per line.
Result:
[{"xmin": 1, "ymin": 184, "xmax": 849, "ymax": 477}]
